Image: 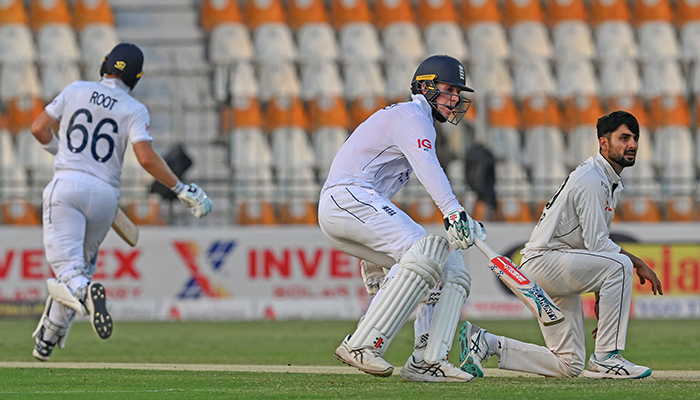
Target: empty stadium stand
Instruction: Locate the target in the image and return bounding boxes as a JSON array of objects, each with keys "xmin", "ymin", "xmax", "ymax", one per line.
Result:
[{"xmin": 0, "ymin": 0, "xmax": 699, "ymax": 225}]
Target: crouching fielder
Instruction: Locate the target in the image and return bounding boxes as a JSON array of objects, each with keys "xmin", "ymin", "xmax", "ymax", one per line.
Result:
[
  {"xmin": 30, "ymin": 43, "xmax": 213, "ymax": 361},
  {"xmin": 459, "ymin": 111, "xmax": 663, "ymax": 380},
  {"xmin": 318, "ymin": 55, "xmax": 485, "ymax": 382}
]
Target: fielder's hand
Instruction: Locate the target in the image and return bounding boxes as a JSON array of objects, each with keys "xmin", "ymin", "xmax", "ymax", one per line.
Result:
[
  {"xmin": 443, "ymin": 208, "xmax": 487, "ymax": 250},
  {"xmin": 172, "ymin": 181, "xmax": 213, "ymax": 218},
  {"xmin": 360, "ymin": 260, "xmax": 386, "ymax": 296}
]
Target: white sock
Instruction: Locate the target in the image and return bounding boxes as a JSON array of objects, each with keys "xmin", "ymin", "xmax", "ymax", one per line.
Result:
[
  {"xmin": 594, "ymin": 352, "xmax": 612, "ymax": 360},
  {"xmin": 484, "ymin": 332, "xmax": 502, "ymax": 357},
  {"xmin": 412, "ymin": 346, "xmax": 425, "ymax": 363}
]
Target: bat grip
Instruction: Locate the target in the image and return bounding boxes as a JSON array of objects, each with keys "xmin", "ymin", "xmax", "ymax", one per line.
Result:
[{"xmin": 473, "ymin": 237, "xmax": 499, "ymax": 261}]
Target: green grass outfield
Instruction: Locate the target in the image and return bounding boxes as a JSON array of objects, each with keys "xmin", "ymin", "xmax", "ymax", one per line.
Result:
[{"xmin": 1, "ymin": 319, "xmax": 698, "ymax": 399}]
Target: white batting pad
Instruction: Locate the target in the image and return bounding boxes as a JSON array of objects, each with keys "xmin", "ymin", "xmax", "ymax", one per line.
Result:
[
  {"xmin": 424, "ymin": 251, "xmax": 471, "ymax": 363},
  {"xmin": 46, "ymin": 279, "xmax": 87, "ymax": 316},
  {"xmin": 347, "ymin": 235, "xmax": 450, "ymax": 354}
]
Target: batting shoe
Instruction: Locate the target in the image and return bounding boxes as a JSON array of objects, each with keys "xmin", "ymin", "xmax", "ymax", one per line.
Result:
[
  {"xmin": 334, "ymin": 336, "xmax": 394, "ymax": 377},
  {"xmin": 583, "ymin": 351, "xmax": 652, "ymax": 379},
  {"xmin": 458, "ymin": 321, "xmax": 491, "ymax": 378},
  {"xmin": 399, "ymin": 356, "xmax": 474, "ymax": 383},
  {"xmin": 86, "ymin": 282, "xmax": 113, "ymax": 340},
  {"xmin": 32, "ymin": 328, "xmax": 57, "ymax": 362}
]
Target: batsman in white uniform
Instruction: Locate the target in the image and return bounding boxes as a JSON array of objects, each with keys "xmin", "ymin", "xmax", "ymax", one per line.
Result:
[
  {"xmin": 318, "ymin": 55, "xmax": 486, "ymax": 382},
  {"xmin": 459, "ymin": 111, "xmax": 663, "ymax": 379},
  {"xmin": 29, "ymin": 43, "xmax": 213, "ymax": 361}
]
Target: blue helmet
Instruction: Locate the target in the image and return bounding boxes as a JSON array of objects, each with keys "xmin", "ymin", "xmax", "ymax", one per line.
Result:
[
  {"xmin": 100, "ymin": 43, "xmax": 144, "ymax": 90},
  {"xmin": 411, "ymin": 55, "xmax": 473, "ymax": 124}
]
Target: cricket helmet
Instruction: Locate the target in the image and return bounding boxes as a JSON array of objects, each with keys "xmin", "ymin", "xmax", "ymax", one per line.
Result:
[
  {"xmin": 411, "ymin": 55, "xmax": 473, "ymax": 124},
  {"xmin": 100, "ymin": 43, "xmax": 144, "ymax": 90}
]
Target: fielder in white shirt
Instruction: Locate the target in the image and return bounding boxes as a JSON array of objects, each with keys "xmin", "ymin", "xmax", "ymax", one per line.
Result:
[
  {"xmin": 459, "ymin": 110, "xmax": 663, "ymax": 380},
  {"xmin": 318, "ymin": 55, "xmax": 486, "ymax": 382},
  {"xmin": 30, "ymin": 43, "xmax": 213, "ymax": 362}
]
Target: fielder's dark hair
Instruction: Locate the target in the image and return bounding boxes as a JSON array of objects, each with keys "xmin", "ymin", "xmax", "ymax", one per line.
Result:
[{"xmin": 596, "ymin": 110, "xmax": 639, "ymax": 139}]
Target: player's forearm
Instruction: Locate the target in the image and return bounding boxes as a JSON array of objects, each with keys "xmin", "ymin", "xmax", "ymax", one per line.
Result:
[
  {"xmin": 619, "ymin": 247, "xmax": 643, "ymax": 268},
  {"xmin": 30, "ymin": 111, "xmax": 58, "ymax": 145},
  {"xmin": 140, "ymin": 156, "xmax": 179, "ymax": 188}
]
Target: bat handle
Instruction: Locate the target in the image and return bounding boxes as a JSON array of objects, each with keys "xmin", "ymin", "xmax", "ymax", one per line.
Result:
[{"xmin": 473, "ymin": 237, "xmax": 499, "ymax": 260}]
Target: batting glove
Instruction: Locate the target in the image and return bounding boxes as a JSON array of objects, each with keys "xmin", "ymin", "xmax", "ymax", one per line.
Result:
[
  {"xmin": 360, "ymin": 260, "xmax": 387, "ymax": 296},
  {"xmin": 171, "ymin": 181, "xmax": 213, "ymax": 218},
  {"xmin": 443, "ymin": 207, "xmax": 487, "ymax": 250}
]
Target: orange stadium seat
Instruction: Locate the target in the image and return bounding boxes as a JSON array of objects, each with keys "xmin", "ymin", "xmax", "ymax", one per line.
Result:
[
  {"xmin": 647, "ymin": 95, "xmax": 691, "ymax": 131},
  {"xmin": 635, "ymin": 0, "xmax": 679, "ymax": 61},
  {"xmin": 0, "ymin": 0, "xmax": 29, "ymax": 24},
  {"xmin": 30, "ymin": 0, "xmax": 72, "ymax": 31},
  {"xmin": 548, "ymin": 0, "xmax": 595, "ymax": 59},
  {"xmin": 330, "ymin": 0, "xmax": 373, "ymax": 30},
  {"xmin": 5, "ymin": 96, "xmax": 43, "ymax": 136},
  {"xmin": 246, "ymin": 0, "xmax": 286, "ymax": 31},
  {"xmin": 278, "ymin": 200, "xmax": 318, "ymax": 224},
  {"xmin": 487, "ymin": 94, "xmax": 520, "ymax": 129},
  {"xmin": 633, "ymin": 0, "xmax": 673, "ymax": 25},
  {"xmin": 220, "ymin": 97, "xmax": 263, "ymax": 133},
  {"xmin": 237, "ymin": 201, "xmax": 277, "ymax": 225},
  {"xmin": 374, "ymin": 0, "xmax": 415, "ymax": 31},
  {"xmin": 520, "ymin": 95, "xmax": 562, "ymax": 130},
  {"xmin": 350, "ymin": 96, "xmax": 387, "ymax": 130},
  {"xmin": 308, "ymin": 96, "xmax": 349, "ymax": 131},
  {"xmin": 417, "ymin": 0, "xmax": 458, "ymax": 27},
  {"xmin": 618, "ymin": 197, "xmax": 662, "ymax": 222},
  {"xmin": 677, "ymin": 0, "xmax": 700, "ymax": 27},
  {"xmin": 73, "ymin": 0, "xmax": 114, "ymax": 31},
  {"xmin": 665, "ymin": 195, "xmax": 695, "ymax": 221},
  {"xmin": 505, "ymin": 0, "xmax": 552, "ymax": 60},
  {"xmin": 263, "ymin": 96, "xmax": 309, "ymax": 132},
  {"xmin": 590, "ymin": 0, "xmax": 631, "ymax": 25},
  {"xmin": 498, "ymin": 198, "xmax": 535, "ymax": 223},
  {"xmin": 406, "ymin": 197, "xmax": 444, "ymax": 224},
  {"xmin": 123, "ymin": 198, "xmax": 165, "ymax": 225},
  {"xmin": 547, "ymin": 0, "xmax": 587, "ymax": 25},
  {"xmin": 288, "ymin": 0, "xmax": 329, "ymax": 31},
  {"xmin": 462, "ymin": 0, "xmax": 501, "ymax": 26},
  {"xmin": 561, "ymin": 95, "xmax": 603, "ymax": 132},
  {"xmin": 607, "ymin": 95, "xmax": 649, "ymax": 126},
  {"xmin": 504, "ymin": 0, "xmax": 545, "ymax": 27},
  {"xmin": 1, "ymin": 198, "xmax": 40, "ymax": 225},
  {"xmin": 200, "ymin": 0, "xmax": 242, "ymax": 31}
]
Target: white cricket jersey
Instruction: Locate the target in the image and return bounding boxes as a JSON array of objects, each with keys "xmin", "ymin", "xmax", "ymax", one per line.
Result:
[
  {"xmin": 523, "ymin": 153, "xmax": 623, "ymax": 256},
  {"xmin": 45, "ymin": 78, "xmax": 152, "ymax": 188},
  {"xmin": 321, "ymin": 95, "xmax": 461, "ymax": 215}
]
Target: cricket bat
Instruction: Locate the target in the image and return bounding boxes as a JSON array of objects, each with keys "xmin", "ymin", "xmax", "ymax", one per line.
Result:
[
  {"xmin": 473, "ymin": 237, "xmax": 565, "ymax": 326},
  {"xmin": 112, "ymin": 208, "xmax": 139, "ymax": 247}
]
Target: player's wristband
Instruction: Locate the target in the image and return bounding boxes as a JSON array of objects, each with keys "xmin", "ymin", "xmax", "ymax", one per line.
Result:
[
  {"xmin": 171, "ymin": 180, "xmax": 185, "ymax": 195},
  {"xmin": 41, "ymin": 135, "xmax": 59, "ymax": 155}
]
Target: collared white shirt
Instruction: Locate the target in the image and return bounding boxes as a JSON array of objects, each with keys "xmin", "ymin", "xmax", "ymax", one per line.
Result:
[
  {"xmin": 321, "ymin": 94, "xmax": 461, "ymax": 215},
  {"xmin": 45, "ymin": 78, "xmax": 152, "ymax": 188},
  {"xmin": 523, "ymin": 153, "xmax": 623, "ymax": 256}
]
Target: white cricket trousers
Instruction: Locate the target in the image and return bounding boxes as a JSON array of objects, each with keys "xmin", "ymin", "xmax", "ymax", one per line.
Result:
[
  {"xmin": 319, "ymin": 186, "xmax": 438, "ymax": 346},
  {"xmin": 496, "ymin": 249, "xmax": 634, "ymax": 377},
  {"xmin": 42, "ymin": 171, "xmax": 120, "ymax": 290},
  {"xmin": 318, "ymin": 186, "xmax": 426, "ymax": 267}
]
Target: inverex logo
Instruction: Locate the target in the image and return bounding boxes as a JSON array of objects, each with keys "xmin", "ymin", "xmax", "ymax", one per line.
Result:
[{"xmin": 174, "ymin": 240, "xmax": 235, "ymax": 299}]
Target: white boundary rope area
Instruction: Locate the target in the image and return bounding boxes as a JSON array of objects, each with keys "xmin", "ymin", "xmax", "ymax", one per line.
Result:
[{"xmin": 1, "ymin": 362, "xmax": 699, "ymax": 380}]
